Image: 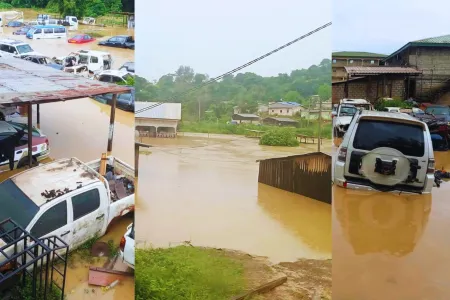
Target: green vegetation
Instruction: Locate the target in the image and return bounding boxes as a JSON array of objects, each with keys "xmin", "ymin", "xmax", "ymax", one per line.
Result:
[
  {"xmin": 118, "ymin": 75, "xmax": 135, "ymax": 86},
  {"xmin": 4, "ymin": 280, "xmax": 63, "ymax": 300},
  {"xmin": 260, "ymin": 128, "xmax": 300, "ymax": 147},
  {"xmin": 82, "ymin": 31, "xmax": 105, "ymax": 38},
  {"xmin": 1, "ymin": 0, "xmax": 133, "ymax": 18},
  {"xmin": 374, "ymin": 98, "xmax": 412, "ymax": 111},
  {"xmin": 179, "ymin": 121, "xmax": 332, "ymax": 139},
  {"xmin": 135, "ymin": 246, "xmax": 246, "ymax": 300},
  {"xmin": 136, "ymin": 59, "xmax": 331, "ymax": 122}
]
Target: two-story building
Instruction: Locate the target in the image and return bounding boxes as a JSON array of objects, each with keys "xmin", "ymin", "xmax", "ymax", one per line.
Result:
[
  {"xmin": 332, "ymin": 51, "xmax": 387, "ymax": 82},
  {"xmin": 268, "ymin": 102, "xmax": 303, "ymax": 116}
]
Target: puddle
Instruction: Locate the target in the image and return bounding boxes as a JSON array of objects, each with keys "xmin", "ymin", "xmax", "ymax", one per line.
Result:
[
  {"xmin": 65, "ymin": 214, "xmax": 134, "ymax": 300},
  {"xmin": 0, "ymin": 9, "xmax": 134, "ymax": 69},
  {"xmin": 136, "ymin": 134, "xmax": 332, "ymax": 263},
  {"xmin": 332, "ymin": 150, "xmax": 450, "ymax": 300}
]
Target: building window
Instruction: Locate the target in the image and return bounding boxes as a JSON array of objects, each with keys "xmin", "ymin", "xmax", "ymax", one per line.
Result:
[
  {"xmin": 332, "ymin": 59, "xmax": 336, "ymax": 63},
  {"xmin": 332, "ymin": 68, "xmax": 336, "ymax": 72},
  {"xmin": 287, "ymin": 109, "xmax": 289, "ymax": 113},
  {"xmin": 271, "ymin": 110, "xmax": 274, "ymax": 113},
  {"xmin": 371, "ymin": 60, "xmax": 375, "ymax": 64},
  {"xmin": 280, "ymin": 110, "xmax": 282, "ymax": 113},
  {"xmin": 349, "ymin": 60, "xmax": 354, "ymax": 64}
]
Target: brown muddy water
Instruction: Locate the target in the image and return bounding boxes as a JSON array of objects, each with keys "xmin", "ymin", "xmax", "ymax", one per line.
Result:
[
  {"xmin": 332, "ymin": 149, "xmax": 450, "ymax": 300},
  {"xmin": 0, "ymin": 9, "xmax": 134, "ymax": 68},
  {"xmin": 65, "ymin": 214, "xmax": 134, "ymax": 300},
  {"xmin": 136, "ymin": 133, "xmax": 332, "ymax": 263}
]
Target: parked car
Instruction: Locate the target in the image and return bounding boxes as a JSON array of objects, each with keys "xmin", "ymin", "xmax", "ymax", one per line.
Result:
[
  {"xmin": 119, "ymin": 62, "xmax": 134, "ymax": 74},
  {"xmin": 94, "ymin": 69, "xmax": 134, "ymax": 84},
  {"xmin": 12, "ymin": 26, "xmax": 31, "ymax": 35},
  {"xmin": 0, "ymin": 156, "xmax": 134, "ymax": 273},
  {"xmin": 382, "ymin": 107, "xmax": 401, "ymax": 113},
  {"xmin": 0, "ymin": 39, "xmax": 42, "ymax": 58},
  {"xmin": 22, "ymin": 55, "xmax": 64, "ymax": 70},
  {"xmin": 119, "ymin": 223, "xmax": 134, "ymax": 269},
  {"xmin": 334, "ymin": 110, "xmax": 435, "ymax": 194},
  {"xmin": 94, "ymin": 86, "xmax": 135, "ymax": 112},
  {"xmin": 332, "ymin": 99, "xmax": 373, "ymax": 144},
  {"xmin": 0, "ymin": 105, "xmax": 17, "ymax": 121},
  {"xmin": 98, "ymin": 35, "xmax": 134, "ymax": 49},
  {"xmin": 424, "ymin": 105, "xmax": 450, "ymax": 125},
  {"xmin": 56, "ymin": 50, "xmax": 112, "ymax": 74},
  {"xmin": 68, "ymin": 34, "xmax": 95, "ymax": 44},
  {"xmin": 6, "ymin": 21, "xmax": 24, "ymax": 27},
  {"xmin": 0, "ymin": 121, "xmax": 50, "ymax": 172}
]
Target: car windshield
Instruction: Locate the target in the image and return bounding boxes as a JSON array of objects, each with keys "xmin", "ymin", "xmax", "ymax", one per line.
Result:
[
  {"xmin": 72, "ymin": 35, "xmax": 83, "ymax": 39},
  {"xmin": 16, "ymin": 44, "xmax": 33, "ymax": 54},
  {"xmin": 353, "ymin": 120, "xmax": 425, "ymax": 157},
  {"xmin": 339, "ymin": 106, "xmax": 358, "ymax": 116},
  {"xmin": 425, "ymin": 107, "xmax": 449, "ymax": 115},
  {"xmin": 0, "ymin": 179, "xmax": 39, "ymax": 240}
]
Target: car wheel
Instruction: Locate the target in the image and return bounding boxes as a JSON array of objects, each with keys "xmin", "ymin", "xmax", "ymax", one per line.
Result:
[{"xmin": 17, "ymin": 156, "xmax": 39, "ymax": 169}]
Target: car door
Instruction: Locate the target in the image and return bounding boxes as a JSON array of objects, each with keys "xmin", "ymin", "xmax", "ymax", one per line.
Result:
[
  {"xmin": 89, "ymin": 55, "xmax": 101, "ymax": 72},
  {"xmin": 28, "ymin": 200, "xmax": 72, "ymax": 249},
  {"xmin": 69, "ymin": 187, "xmax": 107, "ymax": 250}
]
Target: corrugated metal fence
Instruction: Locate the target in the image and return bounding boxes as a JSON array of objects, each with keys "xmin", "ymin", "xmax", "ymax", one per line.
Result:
[{"xmin": 258, "ymin": 152, "xmax": 332, "ymax": 204}]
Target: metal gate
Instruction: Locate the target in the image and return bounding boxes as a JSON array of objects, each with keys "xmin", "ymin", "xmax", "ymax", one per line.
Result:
[
  {"xmin": 258, "ymin": 152, "xmax": 332, "ymax": 204},
  {"xmin": 0, "ymin": 218, "xmax": 69, "ymax": 300}
]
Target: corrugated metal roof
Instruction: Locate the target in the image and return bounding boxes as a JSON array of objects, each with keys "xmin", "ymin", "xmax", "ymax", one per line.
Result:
[
  {"xmin": 233, "ymin": 113, "xmax": 259, "ymax": 118},
  {"xmin": 135, "ymin": 102, "xmax": 181, "ymax": 120},
  {"xmin": 332, "ymin": 51, "xmax": 387, "ymax": 58},
  {"xmin": 269, "ymin": 102, "xmax": 301, "ymax": 108},
  {"xmin": 264, "ymin": 117, "xmax": 297, "ymax": 122},
  {"xmin": 345, "ymin": 66, "xmax": 422, "ymax": 75},
  {"xmin": 413, "ymin": 34, "xmax": 450, "ymax": 44},
  {"xmin": 0, "ymin": 57, "xmax": 131, "ymax": 105}
]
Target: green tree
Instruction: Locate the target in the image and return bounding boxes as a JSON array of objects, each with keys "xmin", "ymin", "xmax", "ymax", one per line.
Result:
[
  {"xmin": 318, "ymin": 84, "xmax": 331, "ymax": 100},
  {"xmin": 284, "ymin": 91, "xmax": 302, "ymax": 103}
]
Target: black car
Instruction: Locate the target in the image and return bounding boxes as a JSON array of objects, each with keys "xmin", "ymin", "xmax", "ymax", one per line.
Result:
[
  {"xmin": 13, "ymin": 26, "xmax": 31, "ymax": 35},
  {"xmin": 94, "ymin": 87, "xmax": 135, "ymax": 112},
  {"xmin": 98, "ymin": 35, "xmax": 134, "ymax": 49},
  {"xmin": 119, "ymin": 62, "xmax": 135, "ymax": 73}
]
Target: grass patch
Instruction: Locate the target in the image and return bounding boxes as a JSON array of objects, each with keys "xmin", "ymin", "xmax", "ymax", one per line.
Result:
[
  {"xmin": 96, "ymin": 14, "xmax": 128, "ymax": 27},
  {"xmin": 5, "ymin": 281, "xmax": 63, "ymax": 300},
  {"xmin": 0, "ymin": 3, "xmax": 13, "ymax": 9},
  {"xmin": 67, "ymin": 236, "xmax": 118, "ymax": 266},
  {"xmin": 260, "ymin": 128, "xmax": 299, "ymax": 147},
  {"xmin": 135, "ymin": 246, "xmax": 246, "ymax": 300},
  {"xmin": 179, "ymin": 121, "xmax": 332, "ymax": 139},
  {"xmin": 83, "ymin": 31, "xmax": 106, "ymax": 38}
]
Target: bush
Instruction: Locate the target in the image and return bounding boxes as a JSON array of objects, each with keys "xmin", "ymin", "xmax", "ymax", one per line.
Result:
[
  {"xmin": 0, "ymin": 3, "xmax": 14, "ymax": 9},
  {"xmin": 260, "ymin": 128, "xmax": 300, "ymax": 147}
]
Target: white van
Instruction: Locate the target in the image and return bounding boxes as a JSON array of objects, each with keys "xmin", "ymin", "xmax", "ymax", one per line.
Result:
[
  {"xmin": 334, "ymin": 110, "xmax": 435, "ymax": 194},
  {"xmin": 26, "ymin": 25, "xmax": 67, "ymax": 39},
  {"xmin": 0, "ymin": 39, "xmax": 42, "ymax": 58},
  {"xmin": 58, "ymin": 50, "xmax": 112, "ymax": 74}
]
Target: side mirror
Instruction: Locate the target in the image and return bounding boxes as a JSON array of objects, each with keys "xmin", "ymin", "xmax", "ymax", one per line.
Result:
[{"xmin": 331, "ymin": 111, "xmax": 337, "ymax": 116}]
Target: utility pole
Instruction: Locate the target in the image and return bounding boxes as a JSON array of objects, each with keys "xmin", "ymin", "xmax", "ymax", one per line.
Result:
[{"xmin": 318, "ymin": 97, "xmax": 322, "ymax": 152}]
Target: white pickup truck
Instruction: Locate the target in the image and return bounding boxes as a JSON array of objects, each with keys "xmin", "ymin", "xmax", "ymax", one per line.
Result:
[{"xmin": 0, "ymin": 156, "xmax": 134, "ymax": 271}]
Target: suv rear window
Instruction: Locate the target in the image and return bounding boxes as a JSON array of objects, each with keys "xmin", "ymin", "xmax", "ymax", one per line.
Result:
[{"xmin": 353, "ymin": 120, "xmax": 425, "ymax": 157}]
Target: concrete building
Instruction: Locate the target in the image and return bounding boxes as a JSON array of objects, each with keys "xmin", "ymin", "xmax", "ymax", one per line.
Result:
[
  {"xmin": 332, "ymin": 51, "xmax": 387, "ymax": 82},
  {"xmin": 383, "ymin": 34, "xmax": 450, "ymax": 101},
  {"xmin": 135, "ymin": 102, "xmax": 181, "ymax": 138},
  {"xmin": 262, "ymin": 117, "xmax": 298, "ymax": 127},
  {"xmin": 268, "ymin": 102, "xmax": 303, "ymax": 116}
]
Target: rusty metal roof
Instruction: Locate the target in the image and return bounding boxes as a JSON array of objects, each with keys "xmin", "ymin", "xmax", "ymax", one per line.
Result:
[
  {"xmin": 345, "ymin": 66, "xmax": 422, "ymax": 75},
  {"xmin": 0, "ymin": 57, "xmax": 131, "ymax": 105}
]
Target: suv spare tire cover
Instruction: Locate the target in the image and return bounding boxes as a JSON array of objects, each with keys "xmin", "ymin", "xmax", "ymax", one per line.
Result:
[{"xmin": 360, "ymin": 147, "xmax": 410, "ymax": 186}]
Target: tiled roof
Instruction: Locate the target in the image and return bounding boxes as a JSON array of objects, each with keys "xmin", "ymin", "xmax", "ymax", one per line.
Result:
[
  {"xmin": 413, "ymin": 34, "xmax": 450, "ymax": 44},
  {"xmin": 345, "ymin": 66, "xmax": 422, "ymax": 75}
]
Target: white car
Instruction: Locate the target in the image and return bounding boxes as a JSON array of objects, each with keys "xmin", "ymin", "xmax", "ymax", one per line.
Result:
[
  {"xmin": 119, "ymin": 223, "xmax": 135, "ymax": 269},
  {"xmin": 332, "ymin": 99, "xmax": 373, "ymax": 143},
  {"xmin": 94, "ymin": 69, "xmax": 134, "ymax": 84},
  {"xmin": 334, "ymin": 110, "xmax": 435, "ymax": 194},
  {"xmin": 0, "ymin": 39, "xmax": 42, "ymax": 58}
]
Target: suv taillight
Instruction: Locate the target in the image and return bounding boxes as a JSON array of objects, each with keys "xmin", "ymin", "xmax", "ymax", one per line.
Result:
[
  {"xmin": 427, "ymin": 158, "xmax": 435, "ymax": 174},
  {"xmin": 119, "ymin": 236, "xmax": 126, "ymax": 252},
  {"xmin": 337, "ymin": 147, "xmax": 347, "ymax": 162}
]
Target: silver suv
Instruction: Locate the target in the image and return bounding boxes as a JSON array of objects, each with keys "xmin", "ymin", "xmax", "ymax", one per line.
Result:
[{"xmin": 334, "ymin": 110, "xmax": 435, "ymax": 194}]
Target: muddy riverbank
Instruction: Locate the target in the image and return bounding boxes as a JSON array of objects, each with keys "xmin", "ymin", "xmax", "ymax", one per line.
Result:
[
  {"xmin": 332, "ymin": 150, "xmax": 450, "ymax": 300},
  {"xmin": 136, "ymin": 134, "xmax": 332, "ymax": 263}
]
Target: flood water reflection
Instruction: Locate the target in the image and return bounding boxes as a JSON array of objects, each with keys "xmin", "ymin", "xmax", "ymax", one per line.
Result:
[
  {"xmin": 136, "ymin": 134, "xmax": 332, "ymax": 263},
  {"xmin": 332, "ymin": 150, "xmax": 450, "ymax": 300}
]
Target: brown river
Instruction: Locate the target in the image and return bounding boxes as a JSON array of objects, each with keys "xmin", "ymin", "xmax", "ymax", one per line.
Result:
[
  {"xmin": 136, "ymin": 134, "xmax": 332, "ymax": 263},
  {"xmin": 332, "ymin": 148, "xmax": 450, "ymax": 300},
  {"xmin": 0, "ymin": 9, "xmax": 135, "ymax": 299}
]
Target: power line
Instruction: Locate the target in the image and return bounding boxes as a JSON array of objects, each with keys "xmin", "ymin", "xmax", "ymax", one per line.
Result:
[{"xmin": 135, "ymin": 22, "xmax": 332, "ymax": 115}]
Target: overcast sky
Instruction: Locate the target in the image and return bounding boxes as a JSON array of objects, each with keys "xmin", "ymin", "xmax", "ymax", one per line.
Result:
[
  {"xmin": 136, "ymin": 0, "xmax": 331, "ymax": 81},
  {"xmin": 333, "ymin": 0, "xmax": 450, "ymax": 55}
]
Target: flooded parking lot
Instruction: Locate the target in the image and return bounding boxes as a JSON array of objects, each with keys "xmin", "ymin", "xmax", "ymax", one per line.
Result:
[
  {"xmin": 332, "ymin": 149, "xmax": 450, "ymax": 300},
  {"xmin": 136, "ymin": 134, "xmax": 332, "ymax": 263}
]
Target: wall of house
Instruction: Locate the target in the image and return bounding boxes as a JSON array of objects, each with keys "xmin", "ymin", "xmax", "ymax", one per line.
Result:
[
  {"xmin": 135, "ymin": 118, "xmax": 179, "ymax": 132},
  {"xmin": 268, "ymin": 106, "xmax": 301, "ymax": 116}
]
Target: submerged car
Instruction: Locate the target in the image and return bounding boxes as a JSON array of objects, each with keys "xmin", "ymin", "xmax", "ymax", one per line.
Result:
[
  {"xmin": 94, "ymin": 86, "xmax": 135, "ymax": 112},
  {"xmin": 98, "ymin": 35, "xmax": 134, "ymax": 49},
  {"xmin": 68, "ymin": 34, "xmax": 95, "ymax": 44},
  {"xmin": 22, "ymin": 55, "xmax": 64, "ymax": 70},
  {"xmin": 119, "ymin": 223, "xmax": 134, "ymax": 269},
  {"xmin": 6, "ymin": 21, "xmax": 24, "ymax": 27},
  {"xmin": 119, "ymin": 61, "xmax": 134, "ymax": 74},
  {"xmin": 94, "ymin": 69, "xmax": 134, "ymax": 84},
  {"xmin": 12, "ymin": 26, "xmax": 31, "ymax": 35},
  {"xmin": 334, "ymin": 110, "xmax": 435, "ymax": 194},
  {"xmin": 0, "ymin": 121, "xmax": 50, "ymax": 171},
  {"xmin": 424, "ymin": 105, "xmax": 450, "ymax": 125}
]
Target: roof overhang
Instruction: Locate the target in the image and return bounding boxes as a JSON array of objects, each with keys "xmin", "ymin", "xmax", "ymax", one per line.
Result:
[
  {"xmin": 0, "ymin": 57, "xmax": 131, "ymax": 106},
  {"xmin": 384, "ymin": 42, "xmax": 450, "ymax": 62},
  {"xmin": 344, "ymin": 66, "xmax": 423, "ymax": 76}
]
